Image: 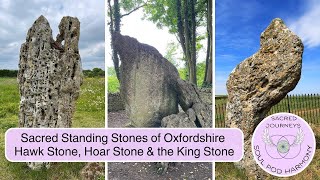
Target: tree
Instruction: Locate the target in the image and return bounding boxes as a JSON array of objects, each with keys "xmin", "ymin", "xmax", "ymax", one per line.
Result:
[
  {"xmin": 107, "ymin": 0, "xmax": 146, "ymax": 82},
  {"xmin": 144, "ymin": 0, "xmax": 207, "ymax": 85},
  {"xmin": 164, "ymin": 41, "xmax": 180, "ymax": 67},
  {"xmin": 108, "ymin": 0, "xmax": 121, "ymax": 82},
  {"xmin": 203, "ymin": 0, "xmax": 212, "ymax": 87},
  {"xmin": 83, "ymin": 68, "xmax": 105, "ymax": 77},
  {"xmin": 92, "ymin": 68, "xmax": 105, "ymax": 77},
  {"xmin": 108, "ymin": 0, "xmax": 210, "ymax": 86}
]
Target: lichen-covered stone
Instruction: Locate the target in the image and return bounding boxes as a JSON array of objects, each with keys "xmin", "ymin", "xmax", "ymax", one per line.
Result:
[
  {"xmin": 18, "ymin": 15, "xmax": 82, "ymax": 170},
  {"xmin": 226, "ymin": 18, "xmax": 303, "ymax": 178}
]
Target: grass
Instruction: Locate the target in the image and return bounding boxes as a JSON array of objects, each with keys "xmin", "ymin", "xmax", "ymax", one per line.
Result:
[
  {"xmin": 74, "ymin": 77, "xmax": 105, "ymax": 128},
  {"xmin": 108, "ymin": 76, "xmax": 120, "ymax": 93},
  {"xmin": 0, "ymin": 77, "xmax": 105, "ymax": 180},
  {"xmin": 215, "ymin": 161, "xmax": 247, "ymax": 180}
]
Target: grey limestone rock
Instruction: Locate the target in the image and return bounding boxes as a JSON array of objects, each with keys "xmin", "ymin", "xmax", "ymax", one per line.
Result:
[
  {"xmin": 161, "ymin": 111, "xmax": 197, "ymax": 128},
  {"xmin": 114, "ymin": 33, "xmax": 179, "ymax": 127},
  {"xmin": 113, "ymin": 33, "xmax": 212, "ymax": 128},
  {"xmin": 18, "ymin": 15, "xmax": 82, "ymax": 170},
  {"xmin": 113, "ymin": 33, "xmax": 212, "ymax": 174},
  {"xmin": 226, "ymin": 18, "xmax": 303, "ymax": 178}
]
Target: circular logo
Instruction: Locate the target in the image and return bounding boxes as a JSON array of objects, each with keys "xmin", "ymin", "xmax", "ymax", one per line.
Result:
[{"xmin": 252, "ymin": 113, "xmax": 316, "ymax": 177}]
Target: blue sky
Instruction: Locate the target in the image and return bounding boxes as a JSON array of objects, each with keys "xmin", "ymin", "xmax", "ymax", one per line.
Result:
[
  {"xmin": 216, "ymin": 0, "xmax": 320, "ymax": 95},
  {"xmin": 0, "ymin": 0, "xmax": 104, "ymax": 70}
]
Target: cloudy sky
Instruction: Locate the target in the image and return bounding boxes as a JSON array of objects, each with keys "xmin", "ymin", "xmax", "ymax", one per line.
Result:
[
  {"xmin": 216, "ymin": 0, "xmax": 320, "ymax": 94},
  {"xmin": 0, "ymin": 0, "xmax": 104, "ymax": 70}
]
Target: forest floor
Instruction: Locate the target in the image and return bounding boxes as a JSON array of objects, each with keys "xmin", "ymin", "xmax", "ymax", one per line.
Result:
[{"xmin": 107, "ymin": 110, "xmax": 213, "ymax": 180}]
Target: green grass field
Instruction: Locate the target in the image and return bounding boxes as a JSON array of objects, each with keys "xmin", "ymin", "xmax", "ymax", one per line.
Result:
[{"xmin": 0, "ymin": 77, "xmax": 105, "ymax": 180}]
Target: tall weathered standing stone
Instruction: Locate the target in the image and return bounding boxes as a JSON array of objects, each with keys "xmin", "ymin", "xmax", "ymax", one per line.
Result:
[
  {"xmin": 113, "ymin": 33, "xmax": 212, "ymax": 128},
  {"xmin": 226, "ymin": 18, "xmax": 303, "ymax": 178},
  {"xmin": 113, "ymin": 33, "xmax": 180, "ymax": 127},
  {"xmin": 113, "ymin": 33, "xmax": 212, "ymax": 174},
  {"xmin": 18, "ymin": 15, "xmax": 82, "ymax": 169}
]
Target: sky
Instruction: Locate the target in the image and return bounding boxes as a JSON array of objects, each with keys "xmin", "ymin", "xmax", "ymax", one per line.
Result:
[
  {"xmin": 0, "ymin": 0, "xmax": 104, "ymax": 70},
  {"xmin": 216, "ymin": 0, "xmax": 320, "ymax": 95}
]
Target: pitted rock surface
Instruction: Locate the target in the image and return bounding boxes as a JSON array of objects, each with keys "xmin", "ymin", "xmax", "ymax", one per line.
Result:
[
  {"xmin": 18, "ymin": 15, "xmax": 82, "ymax": 170},
  {"xmin": 226, "ymin": 18, "xmax": 303, "ymax": 178}
]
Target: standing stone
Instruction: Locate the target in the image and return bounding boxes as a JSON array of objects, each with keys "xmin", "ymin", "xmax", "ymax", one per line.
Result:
[
  {"xmin": 113, "ymin": 33, "xmax": 179, "ymax": 127},
  {"xmin": 226, "ymin": 18, "xmax": 303, "ymax": 178},
  {"xmin": 18, "ymin": 15, "xmax": 82, "ymax": 170},
  {"xmin": 113, "ymin": 33, "xmax": 212, "ymax": 174}
]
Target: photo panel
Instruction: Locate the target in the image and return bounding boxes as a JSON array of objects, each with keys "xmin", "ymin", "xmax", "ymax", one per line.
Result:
[
  {"xmin": 107, "ymin": 0, "xmax": 213, "ymax": 179},
  {"xmin": 0, "ymin": 0, "xmax": 105, "ymax": 179},
  {"xmin": 215, "ymin": 0, "xmax": 320, "ymax": 179}
]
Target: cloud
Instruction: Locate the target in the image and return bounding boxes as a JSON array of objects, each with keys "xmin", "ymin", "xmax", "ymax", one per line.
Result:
[
  {"xmin": 289, "ymin": 0, "xmax": 320, "ymax": 48},
  {"xmin": 0, "ymin": 0, "xmax": 104, "ymax": 70},
  {"xmin": 82, "ymin": 42, "xmax": 105, "ymax": 59}
]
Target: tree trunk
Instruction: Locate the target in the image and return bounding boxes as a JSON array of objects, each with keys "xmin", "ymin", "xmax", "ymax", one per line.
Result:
[
  {"xmin": 108, "ymin": 0, "xmax": 121, "ymax": 82},
  {"xmin": 183, "ymin": 0, "xmax": 197, "ymax": 85},
  {"xmin": 114, "ymin": 0, "xmax": 120, "ymax": 32},
  {"xmin": 176, "ymin": 0, "xmax": 186, "ymax": 56},
  {"xmin": 203, "ymin": 0, "xmax": 212, "ymax": 86},
  {"xmin": 190, "ymin": 0, "xmax": 197, "ymax": 85}
]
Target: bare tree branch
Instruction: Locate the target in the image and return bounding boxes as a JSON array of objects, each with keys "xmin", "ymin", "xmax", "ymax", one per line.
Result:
[{"xmin": 120, "ymin": 3, "xmax": 147, "ymax": 18}]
